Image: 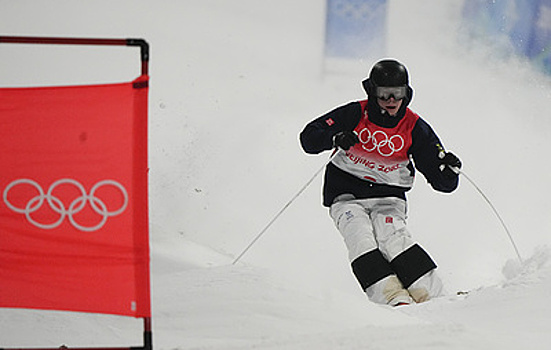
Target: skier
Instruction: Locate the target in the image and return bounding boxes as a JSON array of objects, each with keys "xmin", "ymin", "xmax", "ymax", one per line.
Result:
[{"xmin": 299, "ymin": 59, "xmax": 461, "ymax": 306}]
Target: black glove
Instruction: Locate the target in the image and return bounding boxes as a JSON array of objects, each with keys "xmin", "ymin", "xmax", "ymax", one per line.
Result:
[
  {"xmin": 333, "ymin": 131, "xmax": 359, "ymax": 150},
  {"xmin": 439, "ymin": 152, "xmax": 462, "ymax": 178}
]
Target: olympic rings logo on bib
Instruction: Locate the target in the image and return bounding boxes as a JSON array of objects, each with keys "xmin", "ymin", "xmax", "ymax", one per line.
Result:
[
  {"xmin": 3, "ymin": 179, "xmax": 128, "ymax": 232},
  {"xmin": 358, "ymin": 128, "xmax": 405, "ymax": 157}
]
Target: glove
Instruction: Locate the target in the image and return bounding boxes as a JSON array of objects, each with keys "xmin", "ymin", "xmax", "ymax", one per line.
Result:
[
  {"xmin": 333, "ymin": 131, "xmax": 359, "ymax": 150},
  {"xmin": 439, "ymin": 151, "xmax": 462, "ymax": 178}
]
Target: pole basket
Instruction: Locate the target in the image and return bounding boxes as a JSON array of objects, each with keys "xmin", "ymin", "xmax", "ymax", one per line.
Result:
[{"xmin": 0, "ymin": 36, "xmax": 152, "ymax": 350}]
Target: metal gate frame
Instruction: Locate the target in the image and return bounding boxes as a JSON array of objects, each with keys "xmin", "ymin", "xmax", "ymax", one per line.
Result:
[{"xmin": 0, "ymin": 35, "xmax": 152, "ymax": 350}]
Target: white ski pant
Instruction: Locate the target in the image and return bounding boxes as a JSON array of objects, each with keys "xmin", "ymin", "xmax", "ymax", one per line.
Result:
[{"xmin": 330, "ymin": 195, "xmax": 443, "ymax": 304}]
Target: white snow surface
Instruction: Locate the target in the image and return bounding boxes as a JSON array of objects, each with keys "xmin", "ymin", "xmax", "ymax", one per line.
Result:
[{"xmin": 2, "ymin": 0, "xmax": 551, "ymax": 349}]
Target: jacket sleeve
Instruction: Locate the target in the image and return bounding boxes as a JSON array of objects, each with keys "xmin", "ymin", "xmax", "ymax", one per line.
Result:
[
  {"xmin": 410, "ymin": 118, "xmax": 459, "ymax": 193},
  {"xmin": 300, "ymin": 102, "xmax": 362, "ymax": 154}
]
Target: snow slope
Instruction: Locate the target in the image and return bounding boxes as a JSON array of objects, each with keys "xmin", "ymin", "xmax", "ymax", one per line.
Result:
[{"xmin": 1, "ymin": 0, "xmax": 551, "ymax": 349}]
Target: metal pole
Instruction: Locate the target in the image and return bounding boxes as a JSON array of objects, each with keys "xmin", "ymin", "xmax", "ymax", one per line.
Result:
[
  {"xmin": 232, "ymin": 151, "xmax": 338, "ymax": 265},
  {"xmin": 0, "ymin": 35, "xmax": 153, "ymax": 350},
  {"xmin": 450, "ymin": 166, "xmax": 523, "ymax": 263},
  {"xmin": 0, "ymin": 36, "xmax": 149, "ymax": 75},
  {"xmin": 142, "ymin": 317, "xmax": 153, "ymax": 350}
]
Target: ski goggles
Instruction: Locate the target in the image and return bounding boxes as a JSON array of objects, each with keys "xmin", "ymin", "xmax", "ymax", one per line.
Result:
[{"xmin": 375, "ymin": 86, "xmax": 407, "ymax": 100}]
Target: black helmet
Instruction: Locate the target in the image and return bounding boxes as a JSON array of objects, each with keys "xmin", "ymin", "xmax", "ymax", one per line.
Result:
[
  {"xmin": 362, "ymin": 59, "xmax": 413, "ymax": 102},
  {"xmin": 370, "ymin": 59, "xmax": 409, "ymax": 86}
]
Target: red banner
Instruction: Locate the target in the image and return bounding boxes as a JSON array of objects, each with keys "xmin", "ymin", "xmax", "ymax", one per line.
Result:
[{"xmin": 0, "ymin": 76, "xmax": 150, "ymax": 317}]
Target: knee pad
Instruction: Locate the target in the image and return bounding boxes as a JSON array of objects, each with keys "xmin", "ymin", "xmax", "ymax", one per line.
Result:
[
  {"xmin": 351, "ymin": 249, "xmax": 394, "ymax": 290},
  {"xmin": 390, "ymin": 244, "xmax": 437, "ymax": 288}
]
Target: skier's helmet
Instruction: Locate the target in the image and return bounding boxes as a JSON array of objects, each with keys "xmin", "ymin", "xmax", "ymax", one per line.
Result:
[
  {"xmin": 362, "ymin": 59, "xmax": 413, "ymax": 101},
  {"xmin": 370, "ymin": 59, "xmax": 409, "ymax": 87}
]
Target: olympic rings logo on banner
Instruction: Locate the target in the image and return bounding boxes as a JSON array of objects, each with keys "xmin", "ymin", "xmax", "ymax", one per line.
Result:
[
  {"xmin": 3, "ymin": 179, "xmax": 128, "ymax": 232},
  {"xmin": 358, "ymin": 128, "xmax": 405, "ymax": 157}
]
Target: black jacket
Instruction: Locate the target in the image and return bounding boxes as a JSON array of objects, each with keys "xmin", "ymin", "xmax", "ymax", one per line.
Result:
[{"xmin": 300, "ymin": 99, "xmax": 459, "ymax": 206}]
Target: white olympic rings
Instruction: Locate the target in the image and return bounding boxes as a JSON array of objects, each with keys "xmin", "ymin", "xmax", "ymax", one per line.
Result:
[
  {"xmin": 358, "ymin": 128, "xmax": 405, "ymax": 157},
  {"xmin": 3, "ymin": 179, "xmax": 128, "ymax": 232}
]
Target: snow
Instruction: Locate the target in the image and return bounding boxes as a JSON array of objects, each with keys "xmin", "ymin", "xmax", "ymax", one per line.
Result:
[{"xmin": 1, "ymin": 0, "xmax": 551, "ymax": 348}]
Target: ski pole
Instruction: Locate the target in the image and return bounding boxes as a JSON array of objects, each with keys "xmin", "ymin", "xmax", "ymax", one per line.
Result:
[
  {"xmin": 448, "ymin": 164, "xmax": 523, "ymax": 263},
  {"xmin": 232, "ymin": 150, "xmax": 338, "ymax": 265}
]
